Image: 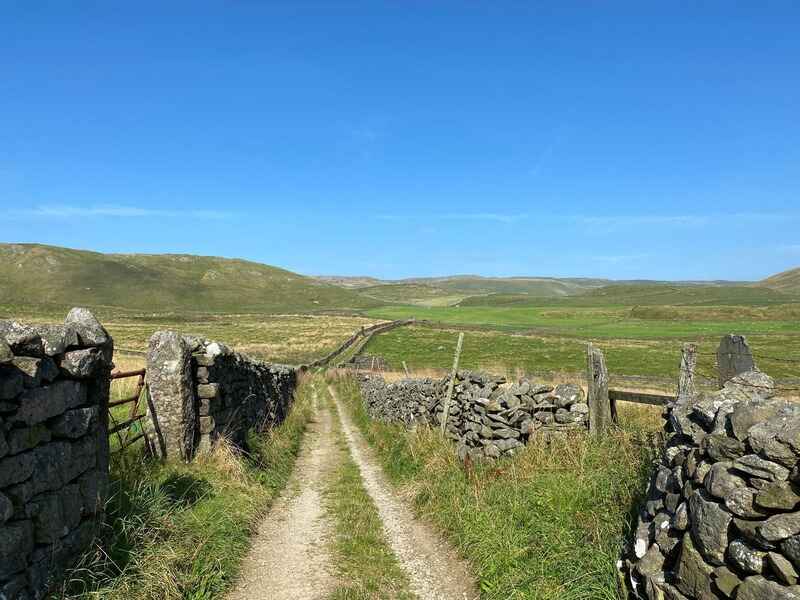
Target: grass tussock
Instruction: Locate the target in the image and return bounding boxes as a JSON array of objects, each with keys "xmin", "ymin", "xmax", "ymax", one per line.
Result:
[
  {"xmin": 330, "ymin": 373, "xmax": 661, "ymax": 600},
  {"xmin": 323, "ymin": 389, "xmax": 414, "ymax": 600},
  {"xmin": 57, "ymin": 375, "xmax": 317, "ymax": 600}
]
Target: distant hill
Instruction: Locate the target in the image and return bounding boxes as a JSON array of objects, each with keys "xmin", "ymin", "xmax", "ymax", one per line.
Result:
[
  {"xmin": 0, "ymin": 243, "xmax": 379, "ymax": 313},
  {"xmin": 322, "ymin": 273, "xmax": 759, "ymax": 305},
  {"xmin": 356, "ymin": 283, "xmax": 466, "ymax": 307},
  {"xmin": 399, "ymin": 275, "xmax": 609, "ymax": 297},
  {"xmin": 320, "ymin": 274, "xmax": 612, "ymax": 299},
  {"xmin": 758, "ymin": 267, "xmax": 800, "ymax": 294},
  {"xmin": 315, "ymin": 275, "xmax": 385, "ymax": 289}
]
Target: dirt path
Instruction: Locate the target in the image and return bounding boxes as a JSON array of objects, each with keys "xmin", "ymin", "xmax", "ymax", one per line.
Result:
[
  {"xmin": 329, "ymin": 385, "xmax": 479, "ymax": 600},
  {"xmin": 227, "ymin": 388, "xmax": 340, "ymax": 600}
]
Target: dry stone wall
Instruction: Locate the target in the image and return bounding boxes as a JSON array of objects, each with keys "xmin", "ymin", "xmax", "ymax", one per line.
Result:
[
  {"xmin": 0, "ymin": 309, "xmax": 112, "ymax": 600},
  {"xmin": 623, "ymin": 368, "xmax": 800, "ymax": 599},
  {"xmin": 146, "ymin": 331, "xmax": 296, "ymax": 461},
  {"xmin": 359, "ymin": 370, "xmax": 589, "ymax": 460}
]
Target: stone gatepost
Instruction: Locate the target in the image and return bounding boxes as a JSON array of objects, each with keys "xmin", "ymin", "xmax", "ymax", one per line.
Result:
[
  {"xmin": 717, "ymin": 334, "xmax": 756, "ymax": 389},
  {"xmin": 145, "ymin": 331, "xmax": 197, "ymax": 461}
]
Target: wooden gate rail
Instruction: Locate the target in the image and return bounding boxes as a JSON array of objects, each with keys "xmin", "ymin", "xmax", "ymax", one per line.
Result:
[
  {"xmin": 608, "ymin": 389, "xmax": 674, "ymax": 406},
  {"xmin": 108, "ymin": 367, "xmax": 148, "ymax": 452}
]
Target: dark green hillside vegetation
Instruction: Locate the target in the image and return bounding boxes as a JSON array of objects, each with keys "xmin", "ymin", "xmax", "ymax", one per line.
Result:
[{"xmin": 0, "ymin": 243, "xmax": 379, "ymax": 313}]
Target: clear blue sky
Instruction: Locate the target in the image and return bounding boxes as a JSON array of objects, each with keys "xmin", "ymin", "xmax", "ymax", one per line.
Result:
[{"xmin": 2, "ymin": 2, "xmax": 799, "ymax": 281}]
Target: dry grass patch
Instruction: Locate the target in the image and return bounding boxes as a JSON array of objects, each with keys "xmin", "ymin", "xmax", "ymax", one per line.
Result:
[{"xmin": 103, "ymin": 313, "xmax": 385, "ymax": 365}]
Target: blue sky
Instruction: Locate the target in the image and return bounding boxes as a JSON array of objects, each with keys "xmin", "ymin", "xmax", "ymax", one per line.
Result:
[{"xmin": 2, "ymin": 2, "xmax": 799, "ymax": 281}]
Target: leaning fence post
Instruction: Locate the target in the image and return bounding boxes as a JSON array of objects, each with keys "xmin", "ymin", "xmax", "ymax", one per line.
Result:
[
  {"xmin": 677, "ymin": 343, "xmax": 697, "ymax": 399},
  {"xmin": 440, "ymin": 332, "xmax": 464, "ymax": 434},
  {"xmin": 587, "ymin": 343, "xmax": 612, "ymax": 434}
]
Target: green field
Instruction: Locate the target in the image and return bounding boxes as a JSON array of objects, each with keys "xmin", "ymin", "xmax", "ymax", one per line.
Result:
[
  {"xmin": 366, "ymin": 304, "xmax": 800, "ymax": 338},
  {"xmin": 361, "ymin": 301, "xmax": 800, "ymax": 384},
  {"xmin": 459, "ymin": 284, "xmax": 797, "ymax": 307}
]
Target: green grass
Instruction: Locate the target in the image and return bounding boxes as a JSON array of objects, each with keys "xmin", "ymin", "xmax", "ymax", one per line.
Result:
[
  {"xmin": 325, "ymin": 390, "xmax": 415, "ymax": 600},
  {"xmin": 459, "ymin": 286, "xmax": 798, "ymax": 308},
  {"xmin": 58, "ymin": 375, "xmax": 317, "ymax": 600},
  {"xmin": 0, "ymin": 243, "xmax": 378, "ymax": 314},
  {"xmin": 363, "ymin": 324, "xmax": 800, "ymax": 382},
  {"xmin": 578, "ymin": 283, "xmax": 795, "ymax": 305},
  {"xmin": 368, "ymin": 304, "xmax": 800, "ymax": 337},
  {"xmin": 332, "ymin": 375, "xmax": 660, "ymax": 600}
]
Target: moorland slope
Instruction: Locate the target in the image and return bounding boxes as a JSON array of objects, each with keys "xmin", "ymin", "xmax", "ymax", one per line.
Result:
[
  {"xmin": 0, "ymin": 243, "xmax": 379, "ymax": 313},
  {"xmin": 759, "ymin": 266, "xmax": 800, "ymax": 294}
]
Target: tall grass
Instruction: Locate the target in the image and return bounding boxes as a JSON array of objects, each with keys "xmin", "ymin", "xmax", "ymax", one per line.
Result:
[
  {"xmin": 330, "ymin": 373, "xmax": 660, "ymax": 600},
  {"xmin": 57, "ymin": 375, "xmax": 316, "ymax": 600}
]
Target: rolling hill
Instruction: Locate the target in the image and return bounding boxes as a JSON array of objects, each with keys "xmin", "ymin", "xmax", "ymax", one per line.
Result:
[
  {"xmin": 319, "ymin": 275, "xmax": 614, "ymax": 301},
  {"xmin": 399, "ymin": 275, "xmax": 610, "ymax": 297},
  {"xmin": 0, "ymin": 243, "xmax": 380, "ymax": 313},
  {"xmin": 322, "ymin": 274, "xmax": 760, "ymax": 305},
  {"xmin": 758, "ymin": 267, "xmax": 800, "ymax": 294}
]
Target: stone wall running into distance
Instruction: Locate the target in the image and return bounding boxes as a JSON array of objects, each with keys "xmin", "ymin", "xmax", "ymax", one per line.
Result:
[
  {"xmin": 146, "ymin": 331, "xmax": 297, "ymax": 461},
  {"xmin": 0, "ymin": 309, "xmax": 113, "ymax": 600},
  {"xmin": 359, "ymin": 370, "xmax": 589, "ymax": 460},
  {"xmin": 624, "ymin": 366, "xmax": 800, "ymax": 599}
]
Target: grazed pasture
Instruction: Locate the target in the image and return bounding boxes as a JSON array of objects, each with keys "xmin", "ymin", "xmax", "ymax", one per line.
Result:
[{"xmin": 363, "ymin": 302, "xmax": 800, "ymax": 383}]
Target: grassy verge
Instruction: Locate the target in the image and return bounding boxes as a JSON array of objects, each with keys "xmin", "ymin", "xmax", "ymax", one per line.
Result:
[
  {"xmin": 323, "ymin": 390, "xmax": 414, "ymax": 600},
  {"xmin": 58, "ymin": 375, "xmax": 317, "ymax": 600},
  {"xmin": 330, "ymin": 373, "xmax": 661, "ymax": 600}
]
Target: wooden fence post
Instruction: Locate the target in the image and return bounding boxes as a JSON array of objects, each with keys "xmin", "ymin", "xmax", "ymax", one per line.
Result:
[
  {"xmin": 677, "ymin": 343, "xmax": 697, "ymax": 399},
  {"xmin": 440, "ymin": 332, "xmax": 464, "ymax": 435},
  {"xmin": 587, "ymin": 343, "xmax": 612, "ymax": 434}
]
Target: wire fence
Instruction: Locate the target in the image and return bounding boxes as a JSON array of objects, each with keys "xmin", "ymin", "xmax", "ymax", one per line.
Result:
[{"xmin": 690, "ymin": 347, "xmax": 800, "ymax": 393}]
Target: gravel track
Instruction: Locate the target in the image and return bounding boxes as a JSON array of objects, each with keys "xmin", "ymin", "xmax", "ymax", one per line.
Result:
[
  {"xmin": 227, "ymin": 389, "xmax": 340, "ymax": 600},
  {"xmin": 329, "ymin": 384, "xmax": 478, "ymax": 600}
]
